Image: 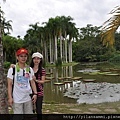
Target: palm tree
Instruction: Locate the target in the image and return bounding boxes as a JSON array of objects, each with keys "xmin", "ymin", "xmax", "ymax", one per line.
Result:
[
  {"xmin": 101, "ymin": 6, "xmax": 120, "ymax": 48},
  {"xmin": 61, "ymin": 16, "xmax": 76, "ymax": 63},
  {"xmin": 2, "ymin": 18, "xmax": 12, "ymax": 35},
  {"xmin": 43, "ymin": 19, "xmax": 55, "ymax": 64},
  {"xmin": 44, "ymin": 17, "xmax": 59, "ymax": 63},
  {"xmin": 24, "ymin": 23, "xmax": 40, "ymax": 53},
  {"xmin": 68, "ymin": 22, "xmax": 79, "ymax": 62}
]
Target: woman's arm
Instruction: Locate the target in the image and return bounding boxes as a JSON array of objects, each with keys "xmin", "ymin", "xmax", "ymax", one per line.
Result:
[{"xmin": 35, "ymin": 75, "xmax": 45, "ymax": 84}]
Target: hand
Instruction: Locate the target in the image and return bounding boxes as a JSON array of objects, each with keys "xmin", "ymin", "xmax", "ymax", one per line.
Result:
[
  {"xmin": 35, "ymin": 80, "xmax": 39, "ymax": 83},
  {"xmin": 10, "ymin": 64, "xmax": 15, "ymax": 68},
  {"xmin": 8, "ymin": 97, "xmax": 13, "ymax": 107},
  {"xmin": 32, "ymin": 94, "xmax": 37, "ymax": 104}
]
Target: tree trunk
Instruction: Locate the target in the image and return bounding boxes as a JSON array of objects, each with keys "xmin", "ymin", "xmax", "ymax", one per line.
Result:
[
  {"xmin": 0, "ymin": 39, "xmax": 9, "ymax": 114},
  {"xmin": 54, "ymin": 35, "xmax": 57, "ymax": 62},
  {"xmin": 68, "ymin": 39, "xmax": 72, "ymax": 62},
  {"xmin": 59, "ymin": 32, "xmax": 63, "ymax": 62},
  {"xmin": 65, "ymin": 31, "xmax": 68, "ymax": 63},
  {"xmin": 49, "ymin": 38, "xmax": 53, "ymax": 63}
]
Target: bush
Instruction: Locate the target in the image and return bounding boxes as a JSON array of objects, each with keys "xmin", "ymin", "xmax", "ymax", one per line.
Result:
[
  {"xmin": 109, "ymin": 54, "xmax": 120, "ymax": 63},
  {"xmin": 4, "ymin": 61, "xmax": 11, "ymax": 69}
]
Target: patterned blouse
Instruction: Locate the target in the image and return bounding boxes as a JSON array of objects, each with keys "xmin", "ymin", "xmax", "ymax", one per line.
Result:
[{"xmin": 34, "ymin": 68, "xmax": 46, "ymax": 97}]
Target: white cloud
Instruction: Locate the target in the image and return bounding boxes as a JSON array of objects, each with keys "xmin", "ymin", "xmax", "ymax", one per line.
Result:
[{"xmin": 0, "ymin": 0, "xmax": 120, "ymax": 38}]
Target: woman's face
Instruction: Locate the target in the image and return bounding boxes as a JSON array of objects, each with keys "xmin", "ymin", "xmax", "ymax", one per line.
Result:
[{"xmin": 33, "ymin": 57, "xmax": 41, "ymax": 65}]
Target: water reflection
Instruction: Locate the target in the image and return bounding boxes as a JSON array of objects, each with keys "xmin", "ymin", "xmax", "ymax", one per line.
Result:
[
  {"xmin": 44, "ymin": 62, "xmax": 120, "ymax": 104},
  {"xmin": 44, "ymin": 66, "xmax": 76, "ymax": 103}
]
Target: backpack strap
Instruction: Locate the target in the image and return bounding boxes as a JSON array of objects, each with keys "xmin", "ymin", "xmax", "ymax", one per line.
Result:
[{"xmin": 12, "ymin": 67, "xmax": 15, "ymax": 94}]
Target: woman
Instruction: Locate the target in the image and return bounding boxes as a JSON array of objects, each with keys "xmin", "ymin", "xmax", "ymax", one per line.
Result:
[{"xmin": 30, "ymin": 52, "xmax": 46, "ymax": 116}]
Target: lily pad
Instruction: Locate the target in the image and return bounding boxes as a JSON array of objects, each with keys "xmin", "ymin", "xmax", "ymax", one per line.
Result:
[
  {"xmin": 58, "ymin": 77, "xmax": 65, "ymax": 80},
  {"xmin": 54, "ymin": 82, "xmax": 64, "ymax": 85},
  {"xmin": 65, "ymin": 77, "xmax": 72, "ymax": 79},
  {"xmin": 72, "ymin": 77, "xmax": 82, "ymax": 80},
  {"xmin": 98, "ymin": 72, "xmax": 111, "ymax": 75},
  {"xmin": 64, "ymin": 81, "xmax": 72, "ymax": 83},
  {"xmin": 78, "ymin": 69, "xmax": 100, "ymax": 73},
  {"xmin": 105, "ymin": 74, "xmax": 119, "ymax": 76},
  {"xmin": 109, "ymin": 68, "xmax": 120, "ymax": 71}
]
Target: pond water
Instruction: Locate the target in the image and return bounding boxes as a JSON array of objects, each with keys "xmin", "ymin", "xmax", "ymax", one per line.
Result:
[{"xmin": 43, "ymin": 62, "xmax": 120, "ymax": 104}]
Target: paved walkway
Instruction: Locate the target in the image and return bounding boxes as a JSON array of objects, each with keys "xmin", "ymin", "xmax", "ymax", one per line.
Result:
[
  {"xmin": 8, "ymin": 101, "xmax": 120, "ymax": 114},
  {"xmin": 8, "ymin": 102, "xmax": 120, "ymax": 120},
  {"xmin": 42, "ymin": 101, "xmax": 120, "ymax": 114}
]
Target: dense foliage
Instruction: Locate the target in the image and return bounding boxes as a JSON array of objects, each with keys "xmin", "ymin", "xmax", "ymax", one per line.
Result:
[{"xmin": 3, "ymin": 23, "xmax": 120, "ymax": 64}]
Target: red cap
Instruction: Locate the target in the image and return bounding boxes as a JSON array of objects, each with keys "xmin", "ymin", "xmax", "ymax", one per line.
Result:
[{"xmin": 16, "ymin": 48, "xmax": 28, "ymax": 56}]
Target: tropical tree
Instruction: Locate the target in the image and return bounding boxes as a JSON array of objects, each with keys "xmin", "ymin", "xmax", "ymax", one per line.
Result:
[
  {"xmin": 73, "ymin": 25, "xmax": 107, "ymax": 62},
  {"xmin": 67, "ymin": 21, "xmax": 79, "ymax": 62},
  {"xmin": 3, "ymin": 35, "xmax": 23, "ymax": 62},
  {"xmin": 43, "ymin": 17, "xmax": 59, "ymax": 64},
  {"xmin": 2, "ymin": 18, "xmax": 12, "ymax": 35},
  {"xmin": 43, "ymin": 18, "xmax": 57, "ymax": 63},
  {"xmin": 101, "ymin": 6, "xmax": 120, "ymax": 48},
  {"xmin": 24, "ymin": 23, "xmax": 40, "ymax": 57}
]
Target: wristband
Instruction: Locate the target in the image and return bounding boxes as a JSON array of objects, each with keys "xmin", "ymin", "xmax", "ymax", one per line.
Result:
[{"xmin": 34, "ymin": 93, "xmax": 37, "ymax": 95}]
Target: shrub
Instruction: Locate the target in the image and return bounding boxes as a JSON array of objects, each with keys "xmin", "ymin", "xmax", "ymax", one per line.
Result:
[
  {"xmin": 4, "ymin": 61, "xmax": 11, "ymax": 69},
  {"xmin": 109, "ymin": 54, "xmax": 120, "ymax": 63}
]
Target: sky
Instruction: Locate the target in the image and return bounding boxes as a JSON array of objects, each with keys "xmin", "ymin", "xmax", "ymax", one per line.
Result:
[{"xmin": 0, "ymin": 0, "xmax": 120, "ymax": 38}]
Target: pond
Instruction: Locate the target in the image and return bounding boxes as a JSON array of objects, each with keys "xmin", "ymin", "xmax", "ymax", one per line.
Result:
[{"xmin": 43, "ymin": 62, "xmax": 120, "ymax": 104}]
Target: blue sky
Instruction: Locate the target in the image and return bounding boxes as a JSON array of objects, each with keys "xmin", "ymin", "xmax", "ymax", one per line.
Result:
[{"xmin": 0, "ymin": 0, "xmax": 120, "ymax": 38}]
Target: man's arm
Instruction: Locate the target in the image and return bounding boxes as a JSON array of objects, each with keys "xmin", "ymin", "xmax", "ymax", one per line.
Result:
[
  {"xmin": 30, "ymin": 80, "xmax": 37, "ymax": 103},
  {"xmin": 30, "ymin": 79, "xmax": 37, "ymax": 94},
  {"xmin": 7, "ymin": 78, "xmax": 13, "ymax": 106}
]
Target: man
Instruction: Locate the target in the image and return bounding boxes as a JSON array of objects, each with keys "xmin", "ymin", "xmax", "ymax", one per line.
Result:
[{"xmin": 7, "ymin": 48, "xmax": 37, "ymax": 118}]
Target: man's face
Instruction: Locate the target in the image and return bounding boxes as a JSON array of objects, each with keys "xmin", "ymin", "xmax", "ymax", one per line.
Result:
[{"xmin": 17, "ymin": 53, "xmax": 28, "ymax": 63}]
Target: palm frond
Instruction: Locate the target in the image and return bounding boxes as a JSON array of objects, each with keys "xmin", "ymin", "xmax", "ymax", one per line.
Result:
[{"xmin": 101, "ymin": 6, "xmax": 120, "ymax": 47}]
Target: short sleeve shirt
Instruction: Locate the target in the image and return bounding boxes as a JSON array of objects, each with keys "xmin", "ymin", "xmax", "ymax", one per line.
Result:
[{"xmin": 7, "ymin": 66, "xmax": 34, "ymax": 103}]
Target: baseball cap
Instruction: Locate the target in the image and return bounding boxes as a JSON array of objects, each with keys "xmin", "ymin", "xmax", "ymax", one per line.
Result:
[
  {"xmin": 16, "ymin": 48, "xmax": 28, "ymax": 56},
  {"xmin": 32, "ymin": 52, "xmax": 43, "ymax": 59}
]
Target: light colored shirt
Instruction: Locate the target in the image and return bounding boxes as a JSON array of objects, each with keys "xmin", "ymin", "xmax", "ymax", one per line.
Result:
[{"xmin": 7, "ymin": 66, "xmax": 34, "ymax": 103}]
